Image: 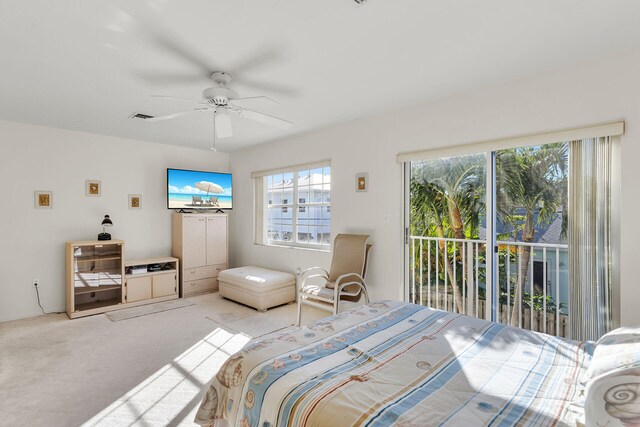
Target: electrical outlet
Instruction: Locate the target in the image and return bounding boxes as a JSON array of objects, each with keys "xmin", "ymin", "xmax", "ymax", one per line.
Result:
[{"xmin": 33, "ymin": 279, "xmax": 39, "ymax": 287}]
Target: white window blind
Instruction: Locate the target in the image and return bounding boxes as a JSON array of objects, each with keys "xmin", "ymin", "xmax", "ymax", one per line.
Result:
[{"xmin": 397, "ymin": 121, "xmax": 624, "ymax": 162}]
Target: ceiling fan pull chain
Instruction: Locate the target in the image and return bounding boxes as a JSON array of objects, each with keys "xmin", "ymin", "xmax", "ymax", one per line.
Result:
[{"xmin": 211, "ymin": 110, "xmax": 217, "ymax": 152}]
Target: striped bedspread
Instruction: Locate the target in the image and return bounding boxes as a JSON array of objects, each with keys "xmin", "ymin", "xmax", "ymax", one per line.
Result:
[{"xmin": 195, "ymin": 301, "xmax": 591, "ymax": 427}]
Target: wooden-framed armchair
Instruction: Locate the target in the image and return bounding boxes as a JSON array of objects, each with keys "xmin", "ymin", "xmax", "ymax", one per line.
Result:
[{"xmin": 296, "ymin": 234, "xmax": 372, "ymax": 326}]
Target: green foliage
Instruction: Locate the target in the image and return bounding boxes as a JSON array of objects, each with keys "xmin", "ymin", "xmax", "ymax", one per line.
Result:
[
  {"xmin": 410, "ymin": 154, "xmax": 485, "ymax": 239},
  {"xmin": 499, "ymin": 290, "xmax": 567, "ymax": 314},
  {"xmin": 496, "ymin": 143, "xmax": 568, "ymax": 240},
  {"xmin": 410, "ymin": 145, "xmax": 568, "ymax": 315}
]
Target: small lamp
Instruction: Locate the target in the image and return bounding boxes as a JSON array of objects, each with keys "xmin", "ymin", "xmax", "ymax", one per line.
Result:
[{"xmin": 98, "ymin": 214, "xmax": 113, "ymax": 241}]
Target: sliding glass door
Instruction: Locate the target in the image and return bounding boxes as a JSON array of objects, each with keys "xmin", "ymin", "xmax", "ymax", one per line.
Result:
[
  {"xmin": 407, "ymin": 143, "xmax": 569, "ymax": 337},
  {"xmin": 494, "ymin": 143, "xmax": 569, "ymax": 336},
  {"xmin": 408, "ymin": 153, "xmax": 489, "ymax": 319}
]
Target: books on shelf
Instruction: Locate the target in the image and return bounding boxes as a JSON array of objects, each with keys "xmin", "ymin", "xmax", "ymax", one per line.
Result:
[{"xmin": 74, "ymin": 272, "xmax": 122, "ymax": 287}]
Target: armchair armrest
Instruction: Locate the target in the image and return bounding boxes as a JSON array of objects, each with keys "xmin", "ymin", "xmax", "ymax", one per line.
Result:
[
  {"xmin": 300, "ymin": 266, "xmax": 329, "ymax": 277},
  {"xmin": 332, "ymin": 274, "xmax": 369, "ymax": 314},
  {"xmin": 331, "ymin": 272, "xmax": 365, "ymax": 289},
  {"xmin": 300, "ymin": 267, "xmax": 329, "ymax": 290},
  {"xmin": 332, "ymin": 272, "xmax": 366, "ymax": 298}
]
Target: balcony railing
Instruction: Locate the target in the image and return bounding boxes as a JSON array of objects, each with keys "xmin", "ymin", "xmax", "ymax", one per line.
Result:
[{"xmin": 409, "ymin": 236, "xmax": 569, "ymax": 337}]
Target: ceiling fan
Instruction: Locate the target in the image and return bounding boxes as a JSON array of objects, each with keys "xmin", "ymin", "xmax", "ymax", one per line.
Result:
[{"xmin": 131, "ymin": 71, "xmax": 293, "ymax": 139}]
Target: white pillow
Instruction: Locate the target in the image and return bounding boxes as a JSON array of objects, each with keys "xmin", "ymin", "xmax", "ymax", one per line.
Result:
[
  {"xmin": 584, "ymin": 327, "xmax": 640, "ymax": 426},
  {"xmin": 586, "ymin": 327, "xmax": 640, "ymax": 381},
  {"xmin": 585, "ymin": 368, "xmax": 640, "ymax": 426}
]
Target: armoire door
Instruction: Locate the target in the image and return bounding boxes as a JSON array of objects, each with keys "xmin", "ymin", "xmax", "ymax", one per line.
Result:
[
  {"xmin": 206, "ymin": 216, "xmax": 228, "ymax": 265},
  {"xmin": 183, "ymin": 216, "xmax": 207, "ymax": 268}
]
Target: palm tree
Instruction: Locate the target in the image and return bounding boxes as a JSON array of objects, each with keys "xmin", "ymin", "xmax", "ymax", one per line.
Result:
[
  {"xmin": 411, "ymin": 155, "xmax": 485, "ymax": 313},
  {"xmin": 410, "ymin": 178, "xmax": 461, "ymax": 309},
  {"xmin": 427, "ymin": 156, "xmax": 485, "ymax": 240},
  {"xmin": 496, "ymin": 143, "xmax": 568, "ymax": 326}
]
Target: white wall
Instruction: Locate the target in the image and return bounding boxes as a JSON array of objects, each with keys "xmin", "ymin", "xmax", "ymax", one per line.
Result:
[
  {"xmin": 229, "ymin": 50, "xmax": 640, "ymax": 327},
  {"xmin": 0, "ymin": 121, "xmax": 229, "ymax": 322}
]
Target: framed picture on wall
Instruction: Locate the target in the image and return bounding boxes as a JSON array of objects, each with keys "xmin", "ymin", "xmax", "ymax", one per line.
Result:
[
  {"xmin": 34, "ymin": 191, "xmax": 53, "ymax": 209},
  {"xmin": 128, "ymin": 194, "xmax": 142, "ymax": 209},
  {"xmin": 86, "ymin": 180, "xmax": 101, "ymax": 197},
  {"xmin": 356, "ymin": 173, "xmax": 368, "ymax": 192}
]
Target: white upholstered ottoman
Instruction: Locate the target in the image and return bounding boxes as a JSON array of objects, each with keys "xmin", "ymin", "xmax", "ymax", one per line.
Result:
[{"xmin": 218, "ymin": 266, "xmax": 296, "ymax": 312}]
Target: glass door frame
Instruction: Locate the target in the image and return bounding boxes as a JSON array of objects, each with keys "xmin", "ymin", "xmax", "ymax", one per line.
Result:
[{"xmin": 403, "ymin": 150, "xmax": 524, "ymax": 323}]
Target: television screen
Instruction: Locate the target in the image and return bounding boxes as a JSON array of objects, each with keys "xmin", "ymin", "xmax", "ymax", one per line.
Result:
[{"xmin": 167, "ymin": 168, "xmax": 233, "ymax": 210}]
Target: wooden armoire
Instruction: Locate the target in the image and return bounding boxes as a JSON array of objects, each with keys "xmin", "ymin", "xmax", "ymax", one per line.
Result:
[{"xmin": 172, "ymin": 213, "xmax": 228, "ymax": 297}]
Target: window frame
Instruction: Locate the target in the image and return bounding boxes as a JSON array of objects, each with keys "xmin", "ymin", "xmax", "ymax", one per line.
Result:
[{"xmin": 256, "ymin": 162, "xmax": 331, "ymax": 250}]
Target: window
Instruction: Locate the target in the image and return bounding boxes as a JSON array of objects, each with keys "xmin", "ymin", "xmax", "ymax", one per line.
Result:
[
  {"xmin": 256, "ymin": 162, "xmax": 331, "ymax": 249},
  {"xmin": 403, "ymin": 122, "xmax": 623, "ymax": 341}
]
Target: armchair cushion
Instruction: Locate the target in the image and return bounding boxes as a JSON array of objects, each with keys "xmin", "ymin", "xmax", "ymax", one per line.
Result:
[{"xmin": 301, "ymin": 283, "xmax": 335, "ymax": 300}]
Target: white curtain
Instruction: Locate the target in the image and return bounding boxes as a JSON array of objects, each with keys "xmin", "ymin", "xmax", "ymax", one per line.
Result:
[{"xmin": 568, "ymin": 136, "xmax": 614, "ymax": 341}]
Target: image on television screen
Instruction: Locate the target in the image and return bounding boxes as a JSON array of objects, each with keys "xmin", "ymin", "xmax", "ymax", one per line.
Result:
[{"xmin": 167, "ymin": 168, "xmax": 233, "ymax": 210}]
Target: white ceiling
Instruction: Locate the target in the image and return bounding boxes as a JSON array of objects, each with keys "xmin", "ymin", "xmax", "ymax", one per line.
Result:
[{"xmin": 1, "ymin": 1, "xmax": 640, "ymax": 152}]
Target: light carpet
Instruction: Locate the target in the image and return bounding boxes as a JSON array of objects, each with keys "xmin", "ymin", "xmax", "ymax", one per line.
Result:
[
  {"xmin": 205, "ymin": 302, "xmax": 297, "ymax": 338},
  {"xmin": 105, "ymin": 299, "xmax": 195, "ymax": 322},
  {"xmin": 0, "ymin": 293, "xmax": 327, "ymax": 427}
]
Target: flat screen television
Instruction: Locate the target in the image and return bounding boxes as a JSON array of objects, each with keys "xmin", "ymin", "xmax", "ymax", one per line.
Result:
[{"xmin": 167, "ymin": 168, "xmax": 233, "ymax": 210}]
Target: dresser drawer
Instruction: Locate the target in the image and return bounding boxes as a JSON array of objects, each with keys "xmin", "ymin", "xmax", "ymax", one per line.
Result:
[
  {"xmin": 183, "ymin": 277, "xmax": 218, "ymax": 295},
  {"xmin": 183, "ymin": 264, "xmax": 226, "ymax": 280}
]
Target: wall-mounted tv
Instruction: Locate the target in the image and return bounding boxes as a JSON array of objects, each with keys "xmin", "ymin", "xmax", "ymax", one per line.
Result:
[{"xmin": 167, "ymin": 168, "xmax": 233, "ymax": 210}]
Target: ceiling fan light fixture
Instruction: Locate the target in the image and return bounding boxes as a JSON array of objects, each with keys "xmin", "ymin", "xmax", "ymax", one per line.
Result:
[{"xmin": 214, "ymin": 108, "xmax": 233, "ymax": 138}]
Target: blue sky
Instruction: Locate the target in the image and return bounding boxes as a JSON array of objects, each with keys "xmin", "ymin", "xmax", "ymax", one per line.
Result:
[{"xmin": 168, "ymin": 169, "xmax": 232, "ymax": 196}]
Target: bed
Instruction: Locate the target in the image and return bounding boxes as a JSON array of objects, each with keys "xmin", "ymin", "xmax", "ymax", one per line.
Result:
[{"xmin": 195, "ymin": 300, "xmax": 594, "ymax": 427}]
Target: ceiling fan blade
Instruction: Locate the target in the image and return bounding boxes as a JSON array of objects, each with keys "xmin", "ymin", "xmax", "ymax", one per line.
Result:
[
  {"xmin": 150, "ymin": 95, "xmax": 208, "ymax": 105},
  {"xmin": 214, "ymin": 110, "xmax": 233, "ymax": 139},
  {"xmin": 152, "ymin": 34, "xmax": 215, "ymax": 75},
  {"xmin": 236, "ymin": 77, "xmax": 298, "ymax": 97},
  {"xmin": 228, "ymin": 48, "xmax": 283, "ymax": 76},
  {"xmin": 233, "ymin": 106, "xmax": 293, "ymax": 130},
  {"xmin": 231, "ymin": 96, "xmax": 279, "ymax": 104},
  {"xmin": 140, "ymin": 107, "xmax": 212, "ymax": 122},
  {"xmin": 137, "ymin": 71, "xmax": 210, "ymax": 85}
]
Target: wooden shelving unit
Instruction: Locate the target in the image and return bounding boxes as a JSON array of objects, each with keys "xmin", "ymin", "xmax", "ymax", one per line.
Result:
[
  {"xmin": 66, "ymin": 242, "xmax": 180, "ymax": 319},
  {"xmin": 66, "ymin": 240, "xmax": 125, "ymax": 319},
  {"xmin": 124, "ymin": 257, "xmax": 179, "ymax": 303}
]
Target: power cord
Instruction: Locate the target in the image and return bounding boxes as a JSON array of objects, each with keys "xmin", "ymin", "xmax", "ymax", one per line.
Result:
[{"xmin": 34, "ymin": 283, "xmax": 64, "ymax": 315}]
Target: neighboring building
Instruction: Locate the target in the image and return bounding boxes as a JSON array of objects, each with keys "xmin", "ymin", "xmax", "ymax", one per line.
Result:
[{"xmin": 265, "ymin": 172, "xmax": 331, "ymax": 245}]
